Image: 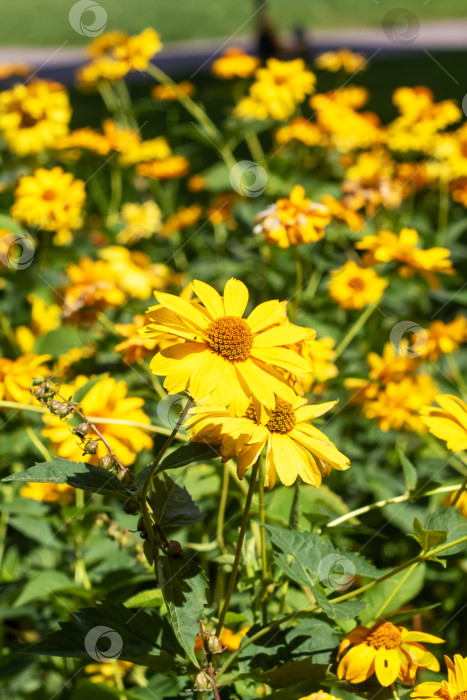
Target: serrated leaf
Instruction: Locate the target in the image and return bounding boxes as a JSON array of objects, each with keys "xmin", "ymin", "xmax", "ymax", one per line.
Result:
[
  {"xmin": 264, "ymin": 523, "xmax": 380, "ymax": 590},
  {"xmin": 158, "ymin": 442, "xmax": 221, "ymax": 471},
  {"xmin": 150, "ymin": 474, "xmax": 203, "ymax": 528},
  {"xmin": 3, "ymin": 458, "xmax": 128, "ymax": 497},
  {"xmin": 424, "ymin": 508, "xmax": 467, "ymax": 556},
  {"xmin": 411, "ymin": 517, "xmax": 447, "ymax": 552},
  {"xmin": 156, "ymin": 554, "xmax": 207, "ymax": 667},
  {"xmin": 398, "ymin": 449, "xmax": 417, "ymax": 492},
  {"xmin": 310, "ymin": 587, "xmax": 366, "ymax": 620}
]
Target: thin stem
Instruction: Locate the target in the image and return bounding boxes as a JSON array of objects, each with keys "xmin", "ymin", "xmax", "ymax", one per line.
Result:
[
  {"xmin": 437, "ymin": 176, "xmax": 450, "ymax": 242},
  {"xmin": 217, "ymin": 461, "xmax": 230, "ymax": 552},
  {"xmin": 334, "ymin": 303, "xmax": 377, "ymax": 359},
  {"xmin": 258, "ymin": 455, "xmax": 268, "ymax": 625},
  {"xmin": 325, "ymin": 483, "xmax": 462, "ymax": 528},
  {"xmin": 374, "ymin": 561, "xmax": 418, "ymax": 620},
  {"xmin": 244, "ymin": 129, "xmax": 266, "ymax": 167},
  {"xmin": 451, "ymin": 473, "xmax": 467, "ymax": 508},
  {"xmin": 216, "ymin": 460, "xmax": 259, "ymax": 636},
  {"xmin": 392, "ymin": 682, "xmax": 401, "ymax": 700},
  {"xmin": 23, "ymin": 421, "xmax": 51, "ymax": 461}
]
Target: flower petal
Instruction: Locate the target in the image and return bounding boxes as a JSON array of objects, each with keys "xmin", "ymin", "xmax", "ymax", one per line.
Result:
[
  {"xmin": 192, "ymin": 279, "xmax": 225, "ymax": 319},
  {"xmin": 223, "ymin": 278, "xmax": 249, "ymax": 317},
  {"xmin": 374, "ymin": 647, "xmax": 400, "ymax": 687}
]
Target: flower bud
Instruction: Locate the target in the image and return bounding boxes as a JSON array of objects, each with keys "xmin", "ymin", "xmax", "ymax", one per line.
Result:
[
  {"xmin": 207, "ymin": 635, "xmax": 223, "ymax": 654},
  {"xmin": 123, "ymin": 497, "xmax": 140, "ymax": 515},
  {"xmin": 56, "ymin": 404, "xmax": 74, "ymax": 418},
  {"xmin": 32, "ymin": 378, "xmax": 44, "ymax": 387},
  {"xmin": 84, "ymin": 439, "xmax": 98, "ymax": 455},
  {"xmin": 73, "ymin": 422, "xmax": 89, "ymax": 438},
  {"xmin": 48, "ymin": 400, "xmax": 63, "ymax": 414},
  {"xmin": 99, "ymin": 454, "xmax": 114, "ymax": 469},
  {"xmin": 32, "ymin": 386, "xmax": 45, "ymax": 399},
  {"xmin": 167, "ymin": 540, "xmax": 182, "ymax": 556},
  {"xmin": 117, "ymin": 467, "xmax": 131, "ymax": 484},
  {"xmin": 194, "ymin": 671, "xmax": 210, "ymax": 692}
]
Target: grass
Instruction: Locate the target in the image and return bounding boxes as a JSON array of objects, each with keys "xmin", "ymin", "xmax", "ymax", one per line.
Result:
[{"xmin": 1, "ymin": 0, "xmax": 467, "ymax": 46}]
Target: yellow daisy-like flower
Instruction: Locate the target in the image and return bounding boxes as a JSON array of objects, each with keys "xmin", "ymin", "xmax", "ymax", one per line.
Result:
[
  {"xmin": 0, "ymin": 79, "xmax": 71, "ymax": 155},
  {"xmin": 11, "ymin": 166, "xmax": 85, "ymax": 246},
  {"xmin": 119, "ymin": 135, "xmax": 171, "ymax": 166},
  {"xmin": 412, "ymin": 316, "xmax": 467, "ymax": 361},
  {"xmin": 321, "ymin": 194, "xmax": 364, "ymax": 232},
  {"xmin": 0, "ymin": 354, "xmax": 51, "ymax": 405},
  {"xmin": 420, "ymin": 394, "xmax": 467, "ymax": 451},
  {"xmin": 20, "ymin": 482, "xmax": 74, "ymax": 504},
  {"xmin": 299, "ymin": 692, "xmax": 342, "ymax": 700},
  {"xmin": 275, "ymin": 117, "xmax": 322, "ymax": 147},
  {"xmin": 99, "ymin": 246, "xmax": 175, "ymax": 300},
  {"xmin": 15, "ymin": 294, "xmax": 61, "ymax": 353},
  {"xmin": 42, "ymin": 376, "xmax": 152, "ymax": 466},
  {"xmin": 61, "ymin": 258, "xmax": 126, "ymax": 321},
  {"xmin": 116, "ymin": 201, "xmax": 162, "ymax": 244},
  {"xmin": 115, "ymin": 314, "xmax": 161, "ymax": 364},
  {"xmin": 85, "ymin": 660, "xmax": 133, "ymax": 686},
  {"xmin": 136, "ymin": 155, "xmax": 190, "ymax": 180},
  {"xmin": 328, "ymin": 260, "xmax": 388, "ymax": 310},
  {"xmin": 411, "ymin": 654, "xmax": 467, "ymax": 700},
  {"xmin": 152, "ymin": 80, "xmax": 196, "ymax": 101},
  {"xmin": 337, "ymin": 622, "xmax": 443, "ymax": 687},
  {"xmin": 188, "ymin": 394, "xmax": 350, "ymax": 488},
  {"xmin": 142, "ymin": 278, "xmax": 311, "ymax": 415},
  {"xmin": 315, "ymin": 49, "xmax": 366, "ymax": 73},
  {"xmin": 161, "ymin": 204, "xmax": 203, "ymax": 237},
  {"xmin": 212, "ymin": 47, "xmax": 260, "ymax": 79},
  {"xmin": 364, "ymin": 375, "xmax": 437, "ymax": 433},
  {"xmin": 254, "ymin": 185, "xmax": 331, "ymax": 248},
  {"xmin": 55, "ymin": 127, "xmax": 111, "ymax": 156}
]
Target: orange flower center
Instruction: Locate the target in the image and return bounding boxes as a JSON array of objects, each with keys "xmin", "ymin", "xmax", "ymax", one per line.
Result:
[
  {"xmin": 42, "ymin": 189, "xmax": 57, "ymax": 201},
  {"xmin": 366, "ymin": 622, "xmax": 402, "ymax": 650},
  {"xmin": 205, "ymin": 316, "xmax": 253, "ymax": 362},
  {"xmin": 266, "ymin": 397, "xmax": 296, "ymax": 434},
  {"xmin": 453, "ymin": 693, "xmax": 467, "ymax": 700},
  {"xmin": 348, "ymin": 277, "xmax": 365, "ymax": 292}
]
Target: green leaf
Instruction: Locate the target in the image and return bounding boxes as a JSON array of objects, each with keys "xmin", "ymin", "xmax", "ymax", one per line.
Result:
[
  {"xmin": 158, "ymin": 442, "xmax": 221, "ymax": 471},
  {"xmin": 14, "ymin": 570, "xmax": 76, "ymax": 608},
  {"xmin": 264, "ymin": 523, "xmax": 380, "ymax": 590},
  {"xmin": 156, "ymin": 554, "xmax": 207, "ymax": 667},
  {"xmin": 410, "ymin": 517, "xmax": 447, "ymax": 552},
  {"xmin": 359, "ymin": 564, "xmax": 426, "ymax": 625},
  {"xmin": 310, "ymin": 587, "xmax": 366, "ymax": 620},
  {"xmin": 150, "ymin": 474, "xmax": 203, "ymax": 528},
  {"xmin": 424, "ymin": 507, "xmax": 467, "ymax": 556},
  {"xmin": 3, "ymin": 458, "xmax": 128, "ymax": 497},
  {"xmin": 8, "ymin": 516, "xmax": 62, "ymax": 549},
  {"xmin": 398, "ymin": 449, "xmax": 417, "ymax": 492},
  {"xmin": 123, "ymin": 589, "xmax": 164, "ymax": 609}
]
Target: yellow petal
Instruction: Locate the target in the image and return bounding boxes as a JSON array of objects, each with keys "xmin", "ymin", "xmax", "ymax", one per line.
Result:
[
  {"xmin": 192, "ymin": 279, "xmax": 225, "ymax": 319},
  {"xmin": 223, "ymin": 278, "xmax": 249, "ymax": 317},
  {"xmin": 246, "ymin": 300, "xmax": 286, "ymax": 333},
  {"xmin": 253, "ymin": 324, "xmax": 309, "ymax": 347},
  {"xmin": 374, "ymin": 647, "xmax": 400, "ymax": 686}
]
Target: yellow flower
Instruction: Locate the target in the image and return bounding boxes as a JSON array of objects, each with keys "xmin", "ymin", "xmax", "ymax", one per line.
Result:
[
  {"xmin": 236, "ymin": 58, "xmax": 315, "ymax": 121},
  {"xmin": 299, "ymin": 692, "xmax": 342, "ymax": 700},
  {"xmin": 207, "ymin": 194, "xmax": 237, "ymax": 229},
  {"xmin": 342, "ymin": 149, "xmax": 405, "ymax": 214},
  {"xmin": 356, "ymin": 227, "xmax": 454, "ymax": 286},
  {"xmin": 0, "ymin": 63, "xmax": 31, "ymax": 79},
  {"xmin": 328, "ymin": 260, "xmax": 387, "ymax": 310},
  {"xmin": 42, "ymin": 376, "xmax": 152, "ymax": 466},
  {"xmin": 85, "ymin": 660, "xmax": 133, "ymax": 685},
  {"xmin": 443, "ymin": 490, "xmax": 467, "ymax": 518},
  {"xmin": 420, "ymin": 394, "xmax": 467, "ymax": 451},
  {"xmin": 116, "ymin": 201, "xmax": 162, "ymax": 244},
  {"xmin": 62, "ymin": 258, "xmax": 126, "ymax": 321},
  {"xmin": 101, "ymin": 119, "xmax": 141, "ymax": 153},
  {"xmin": 55, "ymin": 127, "xmax": 111, "ymax": 155},
  {"xmin": 20, "ymin": 482, "xmax": 74, "ymax": 504},
  {"xmin": 161, "ymin": 204, "xmax": 203, "ymax": 237},
  {"xmin": 136, "ymin": 155, "xmax": 190, "ymax": 180},
  {"xmin": 143, "ymin": 278, "xmax": 311, "ymax": 415},
  {"xmin": 411, "ymin": 654, "xmax": 467, "ymax": 700},
  {"xmin": 212, "ymin": 47, "xmax": 260, "ymax": 79},
  {"xmin": 254, "ymin": 185, "xmax": 330, "ymax": 248},
  {"xmin": 119, "ymin": 136, "xmax": 171, "ymax": 166},
  {"xmin": 275, "ymin": 117, "xmax": 322, "ymax": 147},
  {"xmin": 11, "ymin": 166, "xmax": 85, "ymax": 246},
  {"xmin": 337, "ymin": 622, "xmax": 443, "ymax": 686},
  {"xmin": 0, "ymin": 354, "xmax": 51, "ymax": 404},
  {"xmin": 152, "ymin": 80, "xmax": 195, "ymax": 100},
  {"xmin": 188, "ymin": 394, "xmax": 350, "ymax": 488},
  {"xmin": 113, "ymin": 28, "xmax": 162, "ymax": 71},
  {"xmin": 321, "ymin": 194, "xmax": 364, "ymax": 232},
  {"xmin": 364, "ymin": 375, "xmax": 437, "ymax": 432},
  {"xmin": 115, "ymin": 314, "xmax": 161, "ymax": 364},
  {"xmin": 15, "ymin": 294, "xmax": 61, "ymax": 353},
  {"xmin": 0, "ymin": 79, "xmax": 71, "ymax": 155},
  {"xmin": 412, "ymin": 316, "xmax": 467, "ymax": 361},
  {"xmin": 188, "ymin": 174, "xmax": 206, "ymax": 192},
  {"xmin": 315, "ymin": 49, "xmax": 366, "ymax": 73},
  {"xmin": 99, "ymin": 246, "xmax": 175, "ymax": 300}
]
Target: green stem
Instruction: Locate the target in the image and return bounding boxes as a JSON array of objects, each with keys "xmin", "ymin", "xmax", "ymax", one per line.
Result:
[
  {"xmin": 217, "ymin": 461, "xmax": 230, "ymax": 552},
  {"xmin": 216, "ymin": 460, "xmax": 259, "ymax": 636},
  {"xmin": 258, "ymin": 455, "xmax": 268, "ymax": 625},
  {"xmin": 437, "ymin": 177, "xmax": 450, "ymax": 242},
  {"xmin": 325, "ymin": 483, "xmax": 462, "ymax": 528},
  {"xmin": 244, "ymin": 129, "xmax": 266, "ymax": 167},
  {"xmin": 451, "ymin": 473, "xmax": 467, "ymax": 508},
  {"xmin": 107, "ymin": 164, "xmax": 122, "ymax": 220},
  {"xmin": 334, "ymin": 303, "xmax": 377, "ymax": 359},
  {"xmin": 374, "ymin": 561, "xmax": 418, "ymax": 620}
]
